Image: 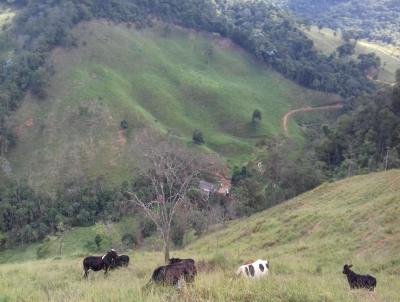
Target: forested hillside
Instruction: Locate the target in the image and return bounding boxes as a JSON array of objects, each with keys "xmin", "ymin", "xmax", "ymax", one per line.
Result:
[
  {"xmin": 0, "ymin": 0, "xmax": 377, "ymax": 161},
  {"xmin": 0, "ymin": 0, "xmax": 394, "ymax": 250},
  {"xmin": 303, "ymin": 26, "xmax": 400, "ymax": 83},
  {"xmin": 280, "ymin": 0, "xmax": 400, "ymax": 45}
]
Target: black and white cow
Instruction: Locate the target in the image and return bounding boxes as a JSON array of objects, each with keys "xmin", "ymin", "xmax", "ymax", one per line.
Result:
[
  {"xmin": 236, "ymin": 259, "xmax": 269, "ymax": 279},
  {"xmin": 82, "ymin": 249, "xmax": 118, "ymax": 278}
]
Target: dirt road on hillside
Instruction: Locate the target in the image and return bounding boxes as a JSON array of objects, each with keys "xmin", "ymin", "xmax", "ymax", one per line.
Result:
[{"xmin": 283, "ymin": 103, "xmax": 343, "ymax": 135}]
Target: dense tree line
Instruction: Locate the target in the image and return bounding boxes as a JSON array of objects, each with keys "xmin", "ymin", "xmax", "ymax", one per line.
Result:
[
  {"xmin": 229, "ymin": 71, "xmax": 400, "ymax": 210},
  {"xmin": 310, "ymin": 70, "xmax": 400, "ymax": 177},
  {"xmin": 0, "ymin": 175, "xmax": 128, "ymax": 247},
  {"xmin": 278, "ymin": 0, "xmax": 400, "ymax": 45}
]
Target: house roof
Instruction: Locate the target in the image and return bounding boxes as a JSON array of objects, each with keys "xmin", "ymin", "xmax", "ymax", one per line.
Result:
[{"xmin": 199, "ymin": 180, "xmax": 216, "ymax": 193}]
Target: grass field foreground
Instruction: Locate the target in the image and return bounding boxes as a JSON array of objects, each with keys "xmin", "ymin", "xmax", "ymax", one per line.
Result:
[{"xmin": 0, "ymin": 170, "xmax": 399, "ymax": 301}]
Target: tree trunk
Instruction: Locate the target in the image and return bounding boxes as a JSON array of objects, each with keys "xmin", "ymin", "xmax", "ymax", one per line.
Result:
[{"xmin": 163, "ymin": 229, "xmax": 170, "ymax": 264}]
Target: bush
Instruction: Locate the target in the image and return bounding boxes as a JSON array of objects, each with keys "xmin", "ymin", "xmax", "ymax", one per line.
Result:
[
  {"xmin": 94, "ymin": 234, "xmax": 103, "ymax": 249},
  {"xmin": 121, "ymin": 233, "xmax": 136, "ymax": 249},
  {"xmin": 193, "ymin": 130, "xmax": 204, "ymax": 144},
  {"xmin": 120, "ymin": 120, "xmax": 128, "ymax": 129},
  {"xmin": 207, "ymin": 252, "xmax": 231, "ymax": 270},
  {"xmin": 252, "ymin": 109, "xmax": 262, "ymax": 123},
  {"xmin": 36, "ymin": 243, "xmax": 52, "ymax": 259}
]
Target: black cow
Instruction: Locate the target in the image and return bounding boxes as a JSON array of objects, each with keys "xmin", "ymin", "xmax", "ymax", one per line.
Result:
[
  {"xmin": 168, "ymin": 258, "xmax": 195, "ymax": 265},
  {"xmin": 343, "ymin": 264, "xmax": 377, "ymax": 291},
  {"xmin": 83, "ymin": 249, "xmax": 118, "ymax": 278},
  {"xmin": 110, "ymin": 255, "xmax": 130, "ymax": 269},
  {"xmin": 146, "ymin": 258, "xmax": 197, "ymax": 288}
]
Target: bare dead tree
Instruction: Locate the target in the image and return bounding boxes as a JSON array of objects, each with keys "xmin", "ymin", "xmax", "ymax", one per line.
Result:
[{"xmin": 127, "ymin": 131, "xmax": 219, "ymax": 263}]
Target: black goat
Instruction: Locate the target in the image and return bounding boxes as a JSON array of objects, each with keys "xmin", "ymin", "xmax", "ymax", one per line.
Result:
[
  {"xmin": 343, "ymin": 264, "xmax": 377, "ymax": 291},
  {"xmin": 110, "ymin": 255, "xmax": 130, "ymax": 270}
]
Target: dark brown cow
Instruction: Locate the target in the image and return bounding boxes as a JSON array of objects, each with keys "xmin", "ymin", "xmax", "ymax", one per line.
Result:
[
  {"xmin": 147, "ymin": 258, "xmax": 197, "ymax": 288},
  {"xmin": 168, "ymin": 258, "xmax": 195, "ymax": 265},
  {"xmin": 110, "ymin": 255, "xmax": 130, "ymax": 270}
]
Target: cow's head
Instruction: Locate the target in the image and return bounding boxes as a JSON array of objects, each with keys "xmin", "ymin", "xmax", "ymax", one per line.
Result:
[{"xmin": 343, "ymin": 264, "xmax": 353, "ymax": 274}]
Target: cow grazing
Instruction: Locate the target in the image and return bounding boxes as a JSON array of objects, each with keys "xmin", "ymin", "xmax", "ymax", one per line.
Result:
[
  {"xmin": 82, "ymin": 249, "xmax": 118, "ymax": 278},
  {"xmin": 147, "ymin": 258, "xmax": 197, "ymax": 288},
  {"xmin": 343, "ymin": 264, "xmax": 377, "ymax": 291},
  {"xmin": 110, "ymin": 255, "xmax": 130, "ymax": 270},
  {"xmin": 168, "ymin": 258, "xmax": 195, "ymax": 265},
  {"xmin": 236, "ymin": 259, "xmax": 269, "ymax": 280}
]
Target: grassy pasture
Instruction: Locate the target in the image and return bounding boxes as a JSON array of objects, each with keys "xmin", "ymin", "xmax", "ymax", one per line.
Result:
[
  {"xmin": 0, "ymin": 170, "xmax": 399, "ymax": 301},
  {"xmin": 0, "ymin": 255, "xmax": 398, "ymax": 302},
  {"xmin": 0, "ymin": 5, "xmax": 15, "ymax": 61},
  {"xmin": 304, "ymin": 26, "xmax": 400, "ymax": 83},
  {"xmin": 8, "ymin": 21, "xmax": 338, "ymax": 189}
]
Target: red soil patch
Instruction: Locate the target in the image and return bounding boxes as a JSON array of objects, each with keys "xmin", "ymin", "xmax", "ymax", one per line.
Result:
[
  {"xmin": 14, "ymin": 118, "xmax": 34, "ymax": 137},
  {"xmin": 307, "ymin": 222, "xmax": 321, "ymax": 236},
  {"xmin": 216, "ymin": 171, "xmax": 231, "ymax": 195},
  {"xmin": 117, "ymin": 129, "xmax": 126, "ymax": 146},
  {"xmin": 25, "ymin": 118, "xmax": 34, "ymax": 128}
]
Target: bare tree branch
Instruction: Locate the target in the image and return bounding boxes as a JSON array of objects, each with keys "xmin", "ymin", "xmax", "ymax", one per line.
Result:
[{"xmin": 126, "ymin": 130, "xmax": 220, "ymax": 263}]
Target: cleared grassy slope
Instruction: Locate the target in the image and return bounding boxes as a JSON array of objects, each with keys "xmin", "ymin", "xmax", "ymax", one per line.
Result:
[
  {"xmin": 189, "ymin": 170, "xmax": 400, "ymax": 268},
  {"xmin": 0, "ymin": 171, "xmax": 399, "ymax": 301},
  {"xmin": 304, "ymin": 26, "xmax": 400, "ymax": 83},
  {"xmin": 7, "ymin": 21, "xmax": 338, "ymax": 189},
  {"xmin": 0, "ymin": 6, "xmax": 15, "ymax": 60}
]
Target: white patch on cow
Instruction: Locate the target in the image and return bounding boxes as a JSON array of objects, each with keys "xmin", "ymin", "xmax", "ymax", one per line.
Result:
[
  {"xmin": 102, "ymin": 254, "xmax": 106, "ymax": 260},
  {"xmin": 236, "ymin": 259, "xmax": 269, "ymax": 280}
]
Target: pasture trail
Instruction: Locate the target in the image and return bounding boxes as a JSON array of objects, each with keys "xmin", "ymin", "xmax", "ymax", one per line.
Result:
[{"xmin": 282, "ymin": 103, "xmax": 343, "ymax": 135}]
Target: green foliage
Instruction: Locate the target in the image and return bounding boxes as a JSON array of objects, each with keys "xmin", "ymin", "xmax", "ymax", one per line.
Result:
[
  {"xmin": 192, "ymin": 130, "xmax": 204, "ymax": 145},
  {"xmin": 121, "ymin": 233, "xmax": 136, "ymax": 249},
  {"xmin": 0, "ymin": 175, "xmax": 126, "ymax": 248},
  {"xmin": 309, "ymin": 80, "xmax": 400, "ymax": 177},
  {"xmin": 337, "ymin": 43, "xmax": 355, "ymax": 57},
  {"xmin": 231, "ymin": 138, "xmax": 324, "ymax": 212},
  {"xmin": 120, "ymin": 120, "xmax": 128, "ymax": 130},
  {"xmin": 251, "ymin": 109, "xmax": 262, "ymax": 123},
  {"xmin": 283, "ymin": 0, "xmax": 400, "ymax": 45},
  {"xmin": 94, "ymin": 234, "xmax": 102, "ymax": 249}
]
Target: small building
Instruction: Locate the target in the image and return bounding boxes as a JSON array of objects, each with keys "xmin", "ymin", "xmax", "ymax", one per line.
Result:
[{"xmin": 199, "ymin": 180, "xmax": 216, "ymax": 195}]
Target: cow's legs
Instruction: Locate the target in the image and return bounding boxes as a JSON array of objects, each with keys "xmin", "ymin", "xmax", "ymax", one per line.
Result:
[{"xmin": 83, "ymin": 268, "xmax": 89, "ymax": 279}]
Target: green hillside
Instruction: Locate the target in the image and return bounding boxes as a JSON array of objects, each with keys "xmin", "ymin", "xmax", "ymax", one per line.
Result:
[
  {"xmin": 189, "ymin": 169, "xmax": 400, "ymax": 263},
  {"xmin": 304, "ymin": 26, "xmax": 400, "ymax": 83},
  {"xmin": 0, "ymin": 170, "xmax": 398, "ymax": 301},
  {"xmin": 281, "ymin": 0, "xmax": 400, "ymax": 45},
  {"xmin": 7, "ymin": 21, "xmax": 337, "ymax": 189},
  {"xmin": 0, "ymin": 5, "xmax": 14, "ymax": 60}
]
